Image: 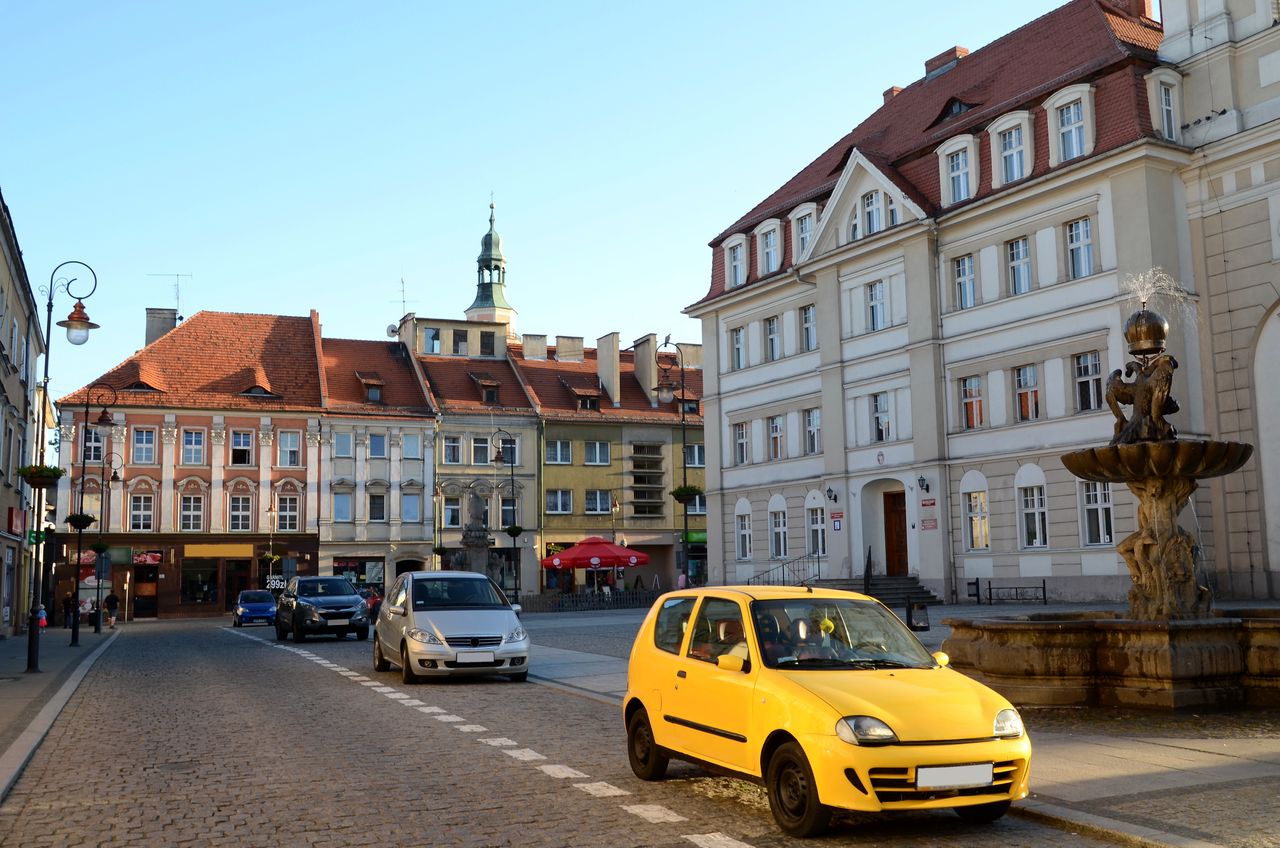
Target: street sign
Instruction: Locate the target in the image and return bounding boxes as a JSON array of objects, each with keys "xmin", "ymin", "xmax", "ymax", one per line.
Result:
[
  {"xmin": 921, "ymin": 498, "xmax": 936, "ymax": 508},
  {"xmin": 830, "ymin": 512, "xmax": 844, "ymax": 520},
  {"xmin": 96, "ymin": 551, "xmax": 112, "ymax": 580}
]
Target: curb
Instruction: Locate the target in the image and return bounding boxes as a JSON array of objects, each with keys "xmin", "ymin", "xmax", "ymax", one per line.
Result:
[
  {"xmin": 1013, "ymin": 798, "xmax": 1226, "ymax": 848},
  {"xmin": 0, "ymin": 630, "xmax": 119, "ymax": 803}
]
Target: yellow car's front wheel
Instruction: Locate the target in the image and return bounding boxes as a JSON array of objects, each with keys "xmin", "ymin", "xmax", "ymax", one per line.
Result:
[{"xmin": 766, "ymin": 742, "xmax": 831, "ymax": 838}]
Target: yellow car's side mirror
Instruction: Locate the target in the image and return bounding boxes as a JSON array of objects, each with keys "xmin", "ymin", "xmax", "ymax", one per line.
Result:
[
  {"xmin": 717, "ymin": 654, "xmax": 747, "ymax": 673},
  {"xmin": 932, "ymin": 651, "xmax": 950, "ymax": 667}
]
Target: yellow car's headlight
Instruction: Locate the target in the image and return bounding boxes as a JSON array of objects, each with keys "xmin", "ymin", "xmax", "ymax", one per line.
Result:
[
  {"xmin": 993, "ymin": 708, "xmax": 1024, "ymax": 739},
  {"xmin": 835, "ymin": 716, "xmax": 898, "ymax": 746}
]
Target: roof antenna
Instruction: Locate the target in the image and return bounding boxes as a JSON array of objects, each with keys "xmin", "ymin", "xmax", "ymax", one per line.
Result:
[
  {"xmin": 148, "ymin": 273, "xmax": 193, "ymax": 322},
  {"xmin": 389, "ymin": 276, "xmax": 418, "ymax": 316}
]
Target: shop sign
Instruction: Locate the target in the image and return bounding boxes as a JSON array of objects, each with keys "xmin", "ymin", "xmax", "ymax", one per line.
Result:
[{"xmin": 921, "ymin": 518, "xmax": 938, "ymax": 530}]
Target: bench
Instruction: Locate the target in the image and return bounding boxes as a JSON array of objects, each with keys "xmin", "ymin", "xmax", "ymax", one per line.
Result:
[{"xmin": 967, "ymin": 579, "xmax": 1047, "ymax": 605}]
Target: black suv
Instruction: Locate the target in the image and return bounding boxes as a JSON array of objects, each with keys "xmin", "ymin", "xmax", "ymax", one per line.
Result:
[{"xmin": 275, "ymin": 576, "xmax": 370, "ymax": 642}]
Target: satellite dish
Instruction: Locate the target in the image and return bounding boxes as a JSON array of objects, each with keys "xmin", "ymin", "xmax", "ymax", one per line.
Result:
[{"xmin": 386, "ymin": 324, "xmax": 398, "ymax": 338}]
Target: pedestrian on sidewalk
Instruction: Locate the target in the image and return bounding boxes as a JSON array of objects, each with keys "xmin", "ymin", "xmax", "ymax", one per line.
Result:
[
  {"xmin": 104, "ymin": 592, "xmax": 120, "ymax": 628},
  {"xmin": 62, "ymin": 592, "xmax": 74, "ymax": 628}
]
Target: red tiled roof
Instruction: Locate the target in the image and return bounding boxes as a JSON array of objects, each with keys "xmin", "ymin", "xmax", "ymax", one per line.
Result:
[
  {"xmin": 322, "ymin": 338, "xmax": 432, "ymax": 416},
  {"xmin": 418, "ymin": 355, "xmax": 534, "ymax": 414},
  {"xmin": 61, "ymin": 311, "xmax": 323, "ymax": 412}
]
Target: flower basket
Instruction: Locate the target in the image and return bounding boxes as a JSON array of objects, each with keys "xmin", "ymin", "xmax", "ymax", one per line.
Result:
[
  {"xmin": 90, "ymin": 541, "xmax": 110, "ymax": 554},
  {"xmin": 18, "ymin": 465, "xmax": 64, "ymax": 489},
  {"xmin": 258, "ymin": 554, "xmax": 281, "ymax": 569},
  {"xmin": 432, "ymin": 545, "xmax": 449, "ymax": 557},
  {"xmin": 65, "ymin": 513, "xmax": 96, "ymax": 531},
  {"xmin": 503, "ymin": 524, "xmax": 523, "ymax": 541},
  {"xmin": 670, "ymin": 485, "xmax": 703, "ymax": 505}
]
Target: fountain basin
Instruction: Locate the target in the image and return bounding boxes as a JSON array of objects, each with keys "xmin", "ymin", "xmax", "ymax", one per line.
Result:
[{"xmin": 1061, "ymin": 439, "xmax": 1252, "ymax": 483}]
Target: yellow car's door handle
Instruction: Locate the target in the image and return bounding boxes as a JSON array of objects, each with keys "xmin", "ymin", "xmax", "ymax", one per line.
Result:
[{"xmin": 676, "ymin": 670, "xmax": 686, "ymax": 679}]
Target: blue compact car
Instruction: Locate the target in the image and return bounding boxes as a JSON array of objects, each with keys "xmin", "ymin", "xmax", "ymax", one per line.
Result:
[{"xmin": 233, "ymin": 590, "xmax": 278, "ymax": 627}]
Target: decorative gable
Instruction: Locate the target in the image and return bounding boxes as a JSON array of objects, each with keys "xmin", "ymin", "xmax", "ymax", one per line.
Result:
[{"xmin": 808, "ymin": 147, "xmax": 928, "ymax": 258}]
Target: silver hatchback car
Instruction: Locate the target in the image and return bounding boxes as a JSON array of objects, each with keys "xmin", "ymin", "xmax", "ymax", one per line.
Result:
[{"xmin": 373, "ymin": 571, "xmax": 531, "ymax": 683}]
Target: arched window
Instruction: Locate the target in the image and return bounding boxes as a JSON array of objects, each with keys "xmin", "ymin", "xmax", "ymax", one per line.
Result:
[
  {"xmin": 734, "ymin": 498, "xmax": 753, "ymax": 561},
  {"xmin": 1014, "ymin": 464, "xmax": 1048, "ymax": 549},
  {"xmin": 959, "ymin": 470, "xmax": 989, "ymax": 551}
]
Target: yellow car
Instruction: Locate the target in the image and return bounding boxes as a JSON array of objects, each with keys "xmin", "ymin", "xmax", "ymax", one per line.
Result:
[{"xmin": 623, "ymin": 586, "xmax": 1031, "ymax": 837}]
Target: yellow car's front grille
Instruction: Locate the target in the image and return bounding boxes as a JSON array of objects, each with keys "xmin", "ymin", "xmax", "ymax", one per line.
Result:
[{"xmin": 868, "ymin": 759, "xmax": 1022, "ymax": 805}]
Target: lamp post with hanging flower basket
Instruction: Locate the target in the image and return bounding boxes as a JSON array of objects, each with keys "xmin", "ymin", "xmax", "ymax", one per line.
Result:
[
  {"xmin": 18, "ymin": 465, "xmax": 65, "ymax": 490},
  {"xmin": 68, "ymin": 381, "xmax": 116, "ymax": 646}
]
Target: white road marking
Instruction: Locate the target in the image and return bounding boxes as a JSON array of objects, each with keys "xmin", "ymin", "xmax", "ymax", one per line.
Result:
[
  {"xmin": 338, "ymin": 671, "xmax": 361, "ymax": 677},
  {"xmin": 538, "ymin": 765, "xmax": 587, "ymax": 779},
  {"xmin": 417, "ymin": 706, "xmax": 445, "ymax": 714},
  {"xmin": 400, "ymin": 699, "xmax": 426, "ymax": 706},
  {"xmin": 349, "ymin": 676, "xmax": 371, "ymax": 682},
  {"xmin": 622, "ymin": 805, "xmax": 686, "ymax": 824},
  {"xmin": 479, "ymin": 737, "xmax": 517, "ymax": 747},
  {"xmin": 683, "ymin": 835, "xmax": 757, "ymax": 848},
  {"xmin": 369, "ymin": 685, "xmax": 396, "ymax": 693},
  {"xmin": 361, "ymin": 681, "xmax": 383, "ymax": 687},
  {"xmin": 574, "ymin": 782, "xmax": 630, "ymax": 797},
  {"xmin": 329, "ymin": 666, "xmax": 349, "ymax": 672},
  {"xmin": 455, "ymin": 725, "xmax": 487, "ymax": 732},
  {"xmin": 504, "ymin": 748, "xmax": 547, "ymax": 762},
  {"xmin": 434, "ymin": 714, "xmax": 464, "ymax": 723},
  {"xmin": 383, "ymin": 692, "xmax": 409, "ymax": 700}
]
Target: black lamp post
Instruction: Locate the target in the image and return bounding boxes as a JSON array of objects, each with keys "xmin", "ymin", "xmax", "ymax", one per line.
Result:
[
  {"xmin": 654, "ymin": 335, "xmax": 690, "ymax": 587},
  {"xmin": 26, "ymin": 261, "xmax": 100, "ymax": 672},
  {"xmin": 491, "ymin": 428, "xmax": 519, "ymax": 597},
  {"xmin": 70, "ymin": 382, "xmax": 116, "ymax": 647},
  {"xmin": 93, "ymin": 451, "xmax": 122, "ymax": 633}
]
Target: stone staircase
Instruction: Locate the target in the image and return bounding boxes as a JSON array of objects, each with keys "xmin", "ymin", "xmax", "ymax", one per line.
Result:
[{"xmin": 813, "ymin": 575, "xmax": 943, "ymax": 607}]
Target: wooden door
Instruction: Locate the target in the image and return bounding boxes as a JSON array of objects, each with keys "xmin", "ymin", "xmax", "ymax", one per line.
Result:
[{"xmin": 884, "ymin": 492, "xmax": 908, "ymax": 576}]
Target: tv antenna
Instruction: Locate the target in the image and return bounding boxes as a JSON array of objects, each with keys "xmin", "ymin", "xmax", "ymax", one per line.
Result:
[
  {"xmin": 391, "ymin": 277, "xmax": 418, "ymax": 315},
  {"xmin": 148, "ymin": 273, "xmax": 193, "ymax": 321}
]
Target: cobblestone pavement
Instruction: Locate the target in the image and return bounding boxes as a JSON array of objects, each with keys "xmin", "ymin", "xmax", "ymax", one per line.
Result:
[{"xmin": 0, "ymin": 619, "xmax": 1120, "ymax": 847}]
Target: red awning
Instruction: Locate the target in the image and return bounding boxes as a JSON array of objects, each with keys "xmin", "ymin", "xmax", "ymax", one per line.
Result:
[{"xmin": 540, "ymin": 537, "xmax": 650, "ymax": 569}]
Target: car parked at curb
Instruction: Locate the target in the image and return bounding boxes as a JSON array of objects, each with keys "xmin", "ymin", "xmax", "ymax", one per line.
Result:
[
  {"xmin": 623, "ymin": 585, "xmax": 1031, "ymax": 838},
  {"xmin": 275, "ymin": 576, "xmax": 370, "ymax": 642},
  {"xmin": 373, "ymin": 570, "xmax": 529, "ymax": 683},
  {"xmin": 232, "ymin": 590, "xmax": 277, "ymax": 627}
]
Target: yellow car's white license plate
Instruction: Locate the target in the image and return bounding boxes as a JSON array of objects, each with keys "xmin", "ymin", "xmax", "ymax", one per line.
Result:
[{"xmin": 916, "ymin": 763, "xmax": 993, "ymax": 789}]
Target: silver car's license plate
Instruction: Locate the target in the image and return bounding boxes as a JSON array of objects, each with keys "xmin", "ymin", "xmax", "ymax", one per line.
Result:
[
  {"xmin": 326, "ymin": 618, "xmax": 349, "ymax": 626},
  {"xmin": 455, "ymin": 651, "xmax": 495, "ymax": 663},
  {"xmin": 916, "ymin": 763, "xmax": 993, "ymax": 789}
]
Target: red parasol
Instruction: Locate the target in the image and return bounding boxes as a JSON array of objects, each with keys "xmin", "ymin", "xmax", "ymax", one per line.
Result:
[{"xmin": 541, "ymin": 536, "xmax": 650, "ymax": 569}]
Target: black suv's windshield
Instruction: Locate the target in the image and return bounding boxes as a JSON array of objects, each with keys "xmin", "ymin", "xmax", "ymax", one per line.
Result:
[
  {"xmin": 239, "ymin": 591, "xmax": 274, "ymax": 604},
  {"xmin": 297, "ymin": 578, "xmax": 357, "ymax": 597},
  {"xmin": 749, "ymin": 598, "xmax": 935, "ymax": 670},
  {"xmin": 412, "ymin": 577, "xmax": 507, "ymax": 610}
]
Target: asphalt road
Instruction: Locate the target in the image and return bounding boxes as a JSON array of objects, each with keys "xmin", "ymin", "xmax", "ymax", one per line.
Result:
[{"xmin": 0, "ymin": 618, "xmax": 1124, "ymax": 847}]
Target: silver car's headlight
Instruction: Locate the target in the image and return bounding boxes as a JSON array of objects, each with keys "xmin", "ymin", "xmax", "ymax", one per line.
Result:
[
  {"xmin": 993, "ymin": 708, "xmax": 1024, "ymax": 739},
  {"xmin": 505, "ymin": 625, "xmax": 527, "ymax": 643},
  {"xmin": 835, "ymin": 716, "xmax": 898, "ymax": 746},
  {"xmin": 407, "ymin": 628, "xmax": 443, "ymax": 645}
]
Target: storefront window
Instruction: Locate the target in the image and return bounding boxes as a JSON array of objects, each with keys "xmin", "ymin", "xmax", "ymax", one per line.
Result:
[{"xmin": 181, "ymin": 558, "xmax": 219, "ymax": 604}]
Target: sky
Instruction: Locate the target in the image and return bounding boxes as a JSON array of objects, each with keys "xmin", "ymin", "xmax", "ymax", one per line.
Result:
[{"xmin": 2, "ymin": 0, "xmax": 1068, "ymax": 403}]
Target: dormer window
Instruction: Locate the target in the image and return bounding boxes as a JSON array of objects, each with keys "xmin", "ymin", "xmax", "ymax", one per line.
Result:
[
  {"xmin": 987, "ymin": 111, "xmax": 1034, "ymax": 189},
  {"xmin": 723, "ymin": 235, "xmax": 748, "ymax": 288},
  {"xmin": 469, "ymin": 372, "xmax": 501, "ymax": 405},
  {"xmin": 580, "ymin": 396, "xmax": 599, "ymax": 411},
  {"xmin": 1043, "ymin": 84, "xmax": 1095, "ymax": 168},
  {"xmin": 1145, "ymin": 68, "xmax": 1182, "ymax": 144},
  {"xmin": 789, "ymin": 202, "xmax": 818, "ymax": 262},
  {"xmin": 753, "ymin": 219, "xmax": 782, "ymax": 276},
  {"xmin": 948, "ymin": 150, "xmax": 970, "ymax": 201},
  {"xmin": 356, "ymin": 371, "xmax": 386, "ymax": 404},
  {"xmin": 681, "ymin": 399, "xmax": 700, "ymax": 415},
  {"xmin": 936, "ymin": 135, "xmax": 979, "ymax": 206}
]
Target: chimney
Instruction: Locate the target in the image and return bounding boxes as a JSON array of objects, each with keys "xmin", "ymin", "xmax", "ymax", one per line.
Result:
[
  {"xmin": 1109, "ymin": 0, "xmax": 1153, "ymax": 18},
  {"xmin": 924, "ymin": 46, "xmax": 968, "ymax": 78},
  {"xmin": 145, "ymin": 308, "xmax": 178, "ymax": 345},
  {"xmin": 522, "ymin": 334, "xmax": 547, "ymax": 360},
  {"xmin": 633, "ymin": 333, "xmax": 657, "ymax": 407},
  {"xmin": 554, "ymin": 336, "xmax": 584, "ymax": 362},
  {"xmin": 676, "ymin": 342, "xmax": 702, "ymax": 371},
  {"xmin": 596, "ymin": 333, "xmax": 621, "ymax": 407},
  {"xmin": 883, "ymin": 86, "xmax": 903, "ymax": 104}
]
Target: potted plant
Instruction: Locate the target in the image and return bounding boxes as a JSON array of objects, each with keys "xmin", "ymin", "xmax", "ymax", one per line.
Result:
[
  {"xmin": 503, "ymin": 524, "xmax": 523, "ymax": 541},
  {"xmin": 258, "ymin": 553, "xmax": 281, "ymax": 569},
  {"xmin": 432, "ymin": 545, "xmax": 449, "ymax": 557},
  {"xmin": 17, "ymin": 464, "xmax": 64, "ymax": 489},
  {"xmin": 670, "ymin": 484, "xmax": 703, "ymax": 505},
  {"xmin": 90, "ymin": 540, "xmax": 110, "ymax": 554},
  {"xmin": 65, "ymin": 513, "xmax": 96, "ymax": 531}
]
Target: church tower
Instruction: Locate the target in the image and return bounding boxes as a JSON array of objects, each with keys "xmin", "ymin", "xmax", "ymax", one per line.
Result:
[{"xmin": 465, "ymin": 203, "xmax": 517, "ymax": 337}]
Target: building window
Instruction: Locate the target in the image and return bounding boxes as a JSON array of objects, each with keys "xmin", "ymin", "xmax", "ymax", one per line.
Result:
[
  {"xmin": 443, "ymin": 497, "xmax": 461, "ymax": 528},
  {"xmin": 83, "ymin": 428, "xmax": 104, "ymax": 464},
  {"xmin": 761, "ymin": 229, "xmax": 780, "ymax": 274},
  {"xmin": 733, "ymin": 422, "xmax": 750, "ymax": 465},
  {"xmin": 684, "ymin": 443, "xmax": 705, "ymax": 467},
  {"xmin": 807, "ymin": 507, "xmax": 826, "ymax": 557},
  {"xmin": 729, "ymin": 327, "xmax": 746, "ymax": 371},
  {"xmin": 867, "ymin": 280, "xmax": 886, "ymax": 331},
  {"xmin": 803, "ymin": 407, "xmax": 822, "ymax": 454},
  {"xmin": 480, "ymin": 331, "xmax": 496, "ymax": 357},
  {"xmin": 872, "ymin": 392, "xmax": 892, "ymax": 442},
  {"xmin": 181, "ymin": 429, "xmax": 205, "ymax": 465},
  {"xmin": 471, "ymin": 437, "xmax": 490, "ymax": 465},
  {"xmin": 796, "ymin": 213, "xmax": 813, "ymax": 256},
  {"xmin": 546, "ymin": 489, "xmax": 572, "ymax": 514},
  {"xmin": 954, "ymin": 254, "xmax": 976, "ymax": 310},
  {"xmin": 368, "ymin": 493, "xmax": 386, "ymax": 522},
  {"xmin": 848, "ymin": 219, "xmax": 859, "ymax": 242},
  {"xmin": 495, "ymin": 436, "xmax": 516, "ymax": 465},
  {"xmin": 585, "ymin": 440, "xmax": 610, "ymax": 465},
  {"xmin": 1075, "ymin": 351, "xmax": 1103, "ymax": 412},
  {"xmin": 1067, "ymin": 218, "xmax": 1093, "ymax": 279},
  {"xmin": 1058, "ymin": 100, "xmax": 1085, "ymax": 161},
  {"xmin": 1007, "ymin": 237, "xmax": 1031, "ymax": 295},
  {"xmin": 443, "ymin": 436, "xmax": 461, "ymax": 464},
  {"xmin": 800, "ymin": 304, "xmax": 817, "ymax": 351},
  {"xmin": 496, "ymin": 496, "xmax": 515, "ymax": 527},
  {"xmin": 769, "ymin": 509, "xmax": 788, "ymax": 559},
  {"xmin": 1019, "ymin": 485, "xmax": 1048, "ymax": 548},
  {"xmin": 132, "ymin": 428, "xmax": 156, "ymax": 465},
  {"xmin": 180, "ymin": 495, "xmax": 204, "ymax": 532},
  {"xmin": 1000, "ymin": 125, "xmax": 1025, "ymax": 183},
  {"xmin": 277, "ymin": 495, "xmax": 299, "ymax": 531},
  {"xmin": 767, "ymin": 415, "xmax": 784, "ymax": 460},
  {"xmin": 727, "ymin": 243, "xmax": 745, "ymax": 288},
  {"xmin": 1159, "ymin": 83, "xmax": 1177, "ymax": 141},
  {"xmin": 960, "ymin": 376, "xmax": 984, "ymax": 430},
  {"xmin": 1014, "ymin": 364, "xmax": 1040, "ymax": 422},
  {"xmin": 368, "ymin": 433, "xmax": 387, "ymax": 458},
  {"xmin": 402, "ymin": 433, "xmax": 421, "ymax": 459},
  {"xmin": 736, "ymin": 514, "xmax": 752, "ymax": 560},
  {"xmin": 403, "ymin": 493, "xmax": 421, "ymax": 523},
  {"xmin": 887, "ymin": 196, "xmax": 898, "ymax": 226},
  {"xmin": 422, "ymin": 327, "xmax": 441, "ymax": 354},
  {"xmin": 130, "ymin": 494, "xmax": 153, "ymax": 531},
  {"xmin": 452, "ymin": 330, "xmax": 467, "ymax": 355},
  {"xmin": 546, "ymin": 440, "xmax": 571, "ymax": 464},
  {"xmin": 229, "ymin": 495, "xmax": 252, "ymax": 531},
  {"xmin": 225, "ymin": 429, "xmax": 253, "ymax": 465},
  {"xmin": 585, "ymin": 490, "xmax": 611, "ymax": 514},
  {"xmin": 765, "ymin": 317, "xmax": 781, "ymax": 362},
  {"xmin": 278, "ymin": 431, "xmax": 301, "ymax": 467},
  {"xmin": 1081, "ymin": 482, "xmax": 1113, "ymax": 545},
  {"xmin": 965, "ymin": 491, "xmax": 990, "ymax": 551},
  {"xmin": 333, "ymin": 492, "xmax": 352, "ymax": 523},
  {"xmin": 948, "ymin": 149, "xmax": 971, "ymax": 202},
  {"xmin": 688, "ymin": 494, "xmax": 706, "ymax": 515},
  {"xmin": 862, "ymin": 191, "xmax": 883, "ymax": 235}
]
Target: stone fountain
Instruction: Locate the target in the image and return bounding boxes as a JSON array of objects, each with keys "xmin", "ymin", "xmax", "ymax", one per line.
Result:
[{"xmin": 942, "ymin": 289, "xmax": 1277, "ymax": 710}]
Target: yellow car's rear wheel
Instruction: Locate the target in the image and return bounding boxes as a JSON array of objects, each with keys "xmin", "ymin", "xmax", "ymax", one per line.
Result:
[
  {"xmin": 627, "ymin": 708, "xmax": 668, "ymax": 781},
  {"xmin": 766, "ymin": 741, "xmax": 831, "ymax": 838}
]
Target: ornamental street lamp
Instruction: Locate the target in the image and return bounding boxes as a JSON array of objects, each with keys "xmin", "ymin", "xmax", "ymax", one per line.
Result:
[
  {"xmin": 491, "ymin": 428, "xmax": 519, "ymax": 598},
  {"xmin": 93, "ymin": 451, "xmax": 123, "ymax": 634},
  {"xmin": 70, "ymin": 382, "xmax": 116, "ymax": 647},
  {"xmin": 27, "ymin": 262, "xmax": 100, "ymax": 673},
  {"xmin": 654, "ymin": 335, "xmax": 690, "ymax": 587}
]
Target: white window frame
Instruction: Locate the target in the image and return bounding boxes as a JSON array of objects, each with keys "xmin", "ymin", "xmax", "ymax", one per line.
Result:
[
  {"xmin": 368, "ymin": 493, "xmax": 387, "ymax": 523},
  {"xmin": 729, "ymin": 327, "xmax": 745, "ymax": 371},
  {"xmin": 1007, "ymin": 237, "xmax": 1032, "ymax": 295},
  {"xmin": 964, "ymin": 490, "xmax": 990, "ymax": 551},
  {"xmin": 332, "ymin": 491, "xmax": 353, "ymax": 523},
  {"xmin": 443, "ymin": 496, "xmax": 461, "ymax": 528},
  {"xmin": 402, "ymin": 492, "xmax": 421, "ymax": 523},
  {"xmin": 767, "ymin": 415, "xmax": 784, "ymax": 461},
  {"xmin": 368, "ymin": 432, "xmax": 387, "ymax": 458},
  {"xmin": 1074, "ymin": 351, "xmax": 1104, "ymax": 412},
  {"xmin": 1019, "ymin": 485, "xmax": 1048, "ymax": 549},
  {"xmin": 229, "ymin": 495, "xmax": 253, "ymax": 532},
  {"xmin": 277, "ymin": 430, "xmax": 301, "ymax": 467},
  {"xmin": 546, "ymin": 440, "xmax": 572, "ymax": 464},
  {"xmin": 546, "ymin": 489, "xmax": 572, "ymax": 514},
  {"xmin": 1044, "ymin": 84, "xmax": 1095, "ymax": 167},
  {"xmin": 231, "ymin": 429, "xmax": 256, "ymax": 465},
  {"xmin": 733, "ymin": 422, "xmax": 750, "ymax": 466},
  {"xmin": 987, "ymin": 111, "xmax": 1033, "ymax": 189},
  {"xmin": 130, "ymin": 493, "xmax": 154, "ymax": 531},
  {"xmin": 584, "ymin": 489, "xmax": 612, "ymax": 514},
  {"xmin": 688, "ymin": 494, "xmax": 706, "ymax": 515},
  {"xmin": 498, "ymin": 496, "xmax": 516, "ymax": 527},
  {"xmin": 799, "ymin": 304, "xmax": 817, "ymax": 351},
  {"xmin": 862, "ymin": 191, "xmax": 884, "ymax": 236},
  {"xmin": 83, "ymin": 427, "xmax": 104, "ymax": 464},
  {"xmin": 789, "ymin": 202, "xmax": 818, "ymax": 261},
  {"xmin": 1066, "ymin": 217, "xmax": 1094, "ymax": 279},
  {"xmin": 1080, "ymin": 481, "xmax": 1114, "ymax": 546},
  {"xmin": 936, "ymin": 135, "xmax": 979, "ymax": 206},
  {"xmin": 803, "ymin": 407, "xmax": 821, "ymax": 455},
  {"xmin": 724, "ymin": 235, "xmax": 748, "ymax": 288},
  {"xmin": 277, "ymin": 494, "xmax": 299, "ymax": 531},
  {"xmin": 402, "ymin": 433, "xmax": 421, "ymax": 460},
  {"xmin": 736, "ymin": 513, "xmax": 752, "ymax": 561},
  {"xmin": 960, "ymin": 375, "xmax": 984, "ymax": 430},
  {"xmin": 954, "ymin": 254, "xmax": 976, "ymax": 310},
  {"xmin": 807, "ymin": 506, "xmax": 826, "ymax": 557},
  {"xmin": 442, "ymin": 436, "xmax": 462, "ymax": 465},
  {"xmin": 872, "ymin": 391, "xmax": 892, "ymax": 442},
  {"xmin": 769, "ymin": 509, "xmax": 788, "ymax": 559},
  {"xmin": 1145, "ymin": 68, "xmax": 1182, "ymax": 143},
  {"xmin": 132, "ymin": 427, "xmax": 157, "ymax": 465},
  {"xmin": 754, "ymin": 219, "xmax": 782, "ymax": 276},
  {"xmin": 764, "ymin": 316, "xmax": 781, "ymax": 362},
  {"xmin": 471, "ymin": 437, "xmax": 490, "ymax": 465},
  {"xmin": 585, "ymin": 440, "xmax": 610, "ymax": 465},
  {"xmin": 180, "ymin": 494, "xmax": 204, "ymax": 532},
  {"xmin": 866, "ymin": 280, "xmax": 886, "ymax": 331},
  {"xmin": 331, "ymin": 432, "xmax": 353, "ymax": 458},
  {"xmin": 1014, "ymin": 364, "xmax": 1040, "ymax": 422},
  {"xmin": 181, "ymin": 428, "xmax": 205, "ymax": 465},
  {"xmin": 684, "ymin": 443, "xmax": 705, "ymax": 467}
]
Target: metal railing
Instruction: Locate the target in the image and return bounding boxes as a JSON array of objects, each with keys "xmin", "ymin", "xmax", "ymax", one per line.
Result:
[
  {"xmin": 744, "ymin": 553, "xmax": 824, "ymax": 587},
  {"xmin": 516, "ymin": 588, "xmax": 664, "ymax": 613}
]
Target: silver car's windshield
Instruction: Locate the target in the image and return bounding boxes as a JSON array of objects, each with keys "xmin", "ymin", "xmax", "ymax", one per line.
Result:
[
  {"xmin": 749, "ymin": 598, "xmax": 934, "ymax": 669},
  {"xmin": 298, "ymin": 578, "xmax": 357, "ymax": 597},
  {"xmin": 412, "ymin": 578, "xmax": 507, "ymax": 610}
]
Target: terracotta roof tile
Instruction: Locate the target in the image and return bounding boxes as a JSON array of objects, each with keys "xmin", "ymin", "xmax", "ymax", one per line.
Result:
[
  {"xmin": 322, "ymin": 338, "xmax": 432, "ymax": 416},
  {"xmin": 418, "ymin": 356, "xmax": 534, "ymax": 414}
]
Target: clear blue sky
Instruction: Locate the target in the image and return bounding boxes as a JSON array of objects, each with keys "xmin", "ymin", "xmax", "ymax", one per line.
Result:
[{"xmin": 2, "ymin": 0, "xmax": 1068, "ymax": 402}]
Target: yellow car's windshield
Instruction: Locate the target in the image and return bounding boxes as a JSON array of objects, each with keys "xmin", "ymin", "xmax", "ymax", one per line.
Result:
[{"xmin": 749, "ymin": 598, "xmax": 935, "ymax": 669}]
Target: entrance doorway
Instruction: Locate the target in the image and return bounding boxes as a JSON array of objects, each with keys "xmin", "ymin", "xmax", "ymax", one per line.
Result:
[
  {"xmin": 884, "ymin": 492, "xmax": 908, "ymax": 576},
  {"xmin": 133, "ymin": 565, "xmax": 158, "ymax": 617},
  {"xmin": 225, "ymin": 560, "xmax": 251, "ymax": 611}
]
